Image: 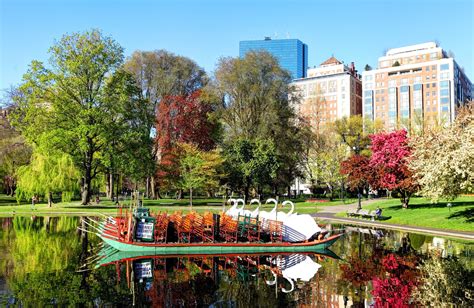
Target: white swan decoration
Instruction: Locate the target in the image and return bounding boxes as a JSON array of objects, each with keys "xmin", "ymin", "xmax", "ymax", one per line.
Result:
[
  {"xmin": 224, "ymin": 198, "xmax": 238, "ymax": 217},
  {"xmin": 283, "ymin": 212, "xmax": 322, "ymax": 241},
  {"xmin": 281, "ymin": 255, "xmax": 322, "ymax": 282},
  {"xmin": 277, "ymin": 200, "xmax": 295, "ymax": 220},
  {"xmin": 259, "ymin": 198, "xmax": 278, "ymax": 220},
  {"xmin": 227, "ymin": 197, "xmax": 323, "ymax": 242},
  {"xmin": 249, "ymin": 198, "xmax": 261, "ymax": 218}
]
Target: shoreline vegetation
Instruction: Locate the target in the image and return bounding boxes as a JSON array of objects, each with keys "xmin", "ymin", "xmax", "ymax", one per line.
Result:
[{"xmin": 1, "ymin": 194, "xmax": 472, "ymax": 236}]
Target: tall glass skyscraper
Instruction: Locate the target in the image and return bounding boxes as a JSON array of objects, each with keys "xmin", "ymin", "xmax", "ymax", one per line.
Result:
[{"xmin": 239, "ymin": 38, "xmax": 308, "ymax": 79}]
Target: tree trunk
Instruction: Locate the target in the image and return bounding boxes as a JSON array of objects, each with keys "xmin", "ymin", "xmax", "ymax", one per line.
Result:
[
  {"xmin": 287, "ymin": 185, "xmax": 291, "ymax": 199},
  {"xmin": 81, "ymin": 162, "xmax": 92, "ymax": 205},
  {"xmin": 116, "ymin": 174, "xmax": 121, "ymax": 202},
  {"xmin": 189, "ymin": 187, "xmax": 193, "ymax": 209},
  {"xmin": 150, "ymin": 177, "xmax": 156, "ymax": 199},
  {"xmin": 400, "ymin": 191, "xmax": 410, "ymax": 208},
  {"xmin": 357, "ymin": 187, "xmax": 362, "ymax": 210},
  {"xmin": 244, "ymin": 183, "xmax": 250, "ymax": 205},
  {"xmin": 145, "ymin": 177, "xmax": 150, "ymax": 198},
  {"xmin": 47, "ymin": 191, "xmax": 53, "ymax": 208},
  {"xmin": 327, "ymin": 184, "xmax": 334, "ymax": 201},
  {"xmin": 106, "ymin": 172, "xmax": 112, "ymax": 199},
  {"xmin": 44, "ymin": 216, "xmax": 51, "ymax": 233}
]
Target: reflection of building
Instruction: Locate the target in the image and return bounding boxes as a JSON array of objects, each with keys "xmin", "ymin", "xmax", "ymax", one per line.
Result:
[
  {"xmin": 292, "ymin": 57, "xmax": 362, "ymax": 131},
  {"xmin": 239, "ymin": 37, "xmax": 308, "ymax": 79},
  {"xmin": 362, "ymin": 42, "xmax": 473, "ymax": 130}
]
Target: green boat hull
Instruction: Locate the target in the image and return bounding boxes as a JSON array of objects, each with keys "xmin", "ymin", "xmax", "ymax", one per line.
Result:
[
  {"xmin": 96, "ymin": 246, "xmax": 340, "ymax": 268},
  {"xmin": 100, "ymin": 234, "xmax": 342, "ymax": 254}
]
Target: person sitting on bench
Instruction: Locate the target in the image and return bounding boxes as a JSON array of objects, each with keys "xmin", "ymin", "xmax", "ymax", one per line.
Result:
[{"xmin": 375, "ymin": 207, "xmax": 382, "ymax": 218}]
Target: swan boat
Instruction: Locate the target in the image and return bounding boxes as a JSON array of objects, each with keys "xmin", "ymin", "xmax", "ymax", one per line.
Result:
[{"xmin": 87, "ymin": 200, "xmax": 343, "ymax": 254}]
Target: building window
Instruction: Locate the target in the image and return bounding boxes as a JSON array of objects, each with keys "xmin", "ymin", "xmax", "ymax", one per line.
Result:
[
  {"xmin": 426, "ymin": 66, "xmax": 430, "ymax": 71},
  {"xmin": 432, "ymin": 83, "xmax": 437, "ymax": 87},
  {"xmin": 432, "ymin": 91, "xmax": 436, "ymax": 96},
  {"xmin": 432, "ymin": 65, "xmax": 436, "ymax": 70},
  {"xmin": 440, "ymin": 64, "xmax": 449, "ymax": 71},
  {"xmin": 426, "ymin": 84, "xmax": 430, "ymax": 88}
]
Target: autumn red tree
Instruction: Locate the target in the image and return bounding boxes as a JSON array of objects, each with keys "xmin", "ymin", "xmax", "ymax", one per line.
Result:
[
  {"xmin": 340, "ymin": 154, "xmax": 380, "ymax": 202},
  {"xmin": 369, "ymin": 130, "xmax": 418, "ymax": 208},
  {"xmin": 156, "ymin": 90, "xmax": 217, "ymax": 152},
  {"xmin": 155, "ymin": 90, "xmax": 218, "ymax": 196}
]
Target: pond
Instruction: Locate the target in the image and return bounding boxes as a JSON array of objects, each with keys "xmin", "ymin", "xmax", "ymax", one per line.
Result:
[{"xmin": 0, "ymin": 216, "xmax": 473, "ymax": 307}]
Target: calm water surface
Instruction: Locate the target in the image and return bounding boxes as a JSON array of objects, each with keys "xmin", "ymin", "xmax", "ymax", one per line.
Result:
[{"xmin": 0, "ymin": 216, "xmax": 473, "ymax": 307}]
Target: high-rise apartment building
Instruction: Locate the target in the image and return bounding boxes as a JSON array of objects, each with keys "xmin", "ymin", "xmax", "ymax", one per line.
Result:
[
  {"xmin": 362, "ymin": 42, "xmax": 472, "ymax": 130},
  {"xmin": 292, "ymin": 56, "xmax": 362, "ymax": 130},
  {"xmin": 239, "ymin": 37, "xmax": 308, "ymax": 79}
]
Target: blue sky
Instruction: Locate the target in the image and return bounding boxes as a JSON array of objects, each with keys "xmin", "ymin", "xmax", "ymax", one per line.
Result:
[{"xmin": 1, "ymin": 0, "xmax": 473, "ymax": 91}]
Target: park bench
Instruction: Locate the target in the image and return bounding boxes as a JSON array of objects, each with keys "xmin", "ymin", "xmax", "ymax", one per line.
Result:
[{"xmin": 346, "ymin": 209, "xmax": 382, "ymax": 220}]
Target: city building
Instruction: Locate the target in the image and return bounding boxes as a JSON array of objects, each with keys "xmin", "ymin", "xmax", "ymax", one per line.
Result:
[
  {"xmin": 239, "ymin": 37, "xmax": 308, "ymax": 79},
  {"xmin": 291, "ymin": 56, "xmax": 363, "ymax": 131},
  {"xmin": 362, "ymin": 42, "xmax": 473, "ymax": 130}
]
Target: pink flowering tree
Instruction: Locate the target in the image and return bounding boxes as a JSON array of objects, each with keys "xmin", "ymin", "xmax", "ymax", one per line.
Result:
[
  {"xmin": 372, "ymin": 254, "xmax": 419, "ymax": 307},
  {"xmin": 369, "ymin": 130, "xmax": 418, "ymax": 208}
]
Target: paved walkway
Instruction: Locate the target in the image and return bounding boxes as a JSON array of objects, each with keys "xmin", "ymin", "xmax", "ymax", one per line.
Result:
[{"xmin": 313, "ymin": 200, "xmax": 474, "ymax": 241}]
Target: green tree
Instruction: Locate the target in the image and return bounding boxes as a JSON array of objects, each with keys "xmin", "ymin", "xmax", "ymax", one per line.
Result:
[
  {"xmin": 100, "ymin": 69, "xmax": 154, "ymax": 198},
  {"xmin": 214, "ymin": 51, "xmax": 298, "ymax": 140},
  {"xmin": 333, "ymin": 115, "xmax": 382, "ymax": 155},
  {"xmin": 16, "ymin": 150, "xmax": 79, "ymax": 207},
  {"xmin": 224, "ymin": 138, "xmax": 279, "ymax": 200},
  {"xmin": 0, "ymin": 107, "xmax": 32, "ymax": 195},
  {"xmin": 214, "ymin": 51, "xmax": 306, "ymax": 195},
  {"xmin": 177, "ymin": 143, "xmax": 224, "ymax": 207},
  {"xmin": 10, "ymin": 30, "xmax": 150, "ymax": 204},
  {"xmin": 310, "ymin": 137, "xmax": 347, "ymax": 200}
]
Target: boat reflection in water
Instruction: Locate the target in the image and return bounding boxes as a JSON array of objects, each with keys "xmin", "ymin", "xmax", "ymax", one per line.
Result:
[{"xmin": 92, "ymin": 245, "xmax": 340, "ymax": 307}]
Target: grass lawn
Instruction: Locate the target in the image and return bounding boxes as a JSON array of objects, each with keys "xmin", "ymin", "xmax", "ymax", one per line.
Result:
[
  {"xmin": 337, "ymin": 196, "xmax": 474, "ymax": 232},
  {"xmin": 0, "ymin": 194, "xmax": 356, "ymax": 217}
]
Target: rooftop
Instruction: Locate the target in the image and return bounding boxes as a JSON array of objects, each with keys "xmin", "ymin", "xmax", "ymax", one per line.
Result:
[{"xmin": 320, "ymin": 56, "xmax": 342, "ymax": 67}]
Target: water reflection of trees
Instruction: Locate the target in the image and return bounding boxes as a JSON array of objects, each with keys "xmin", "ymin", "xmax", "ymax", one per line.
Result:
[
  {"xmin": 328, "ymin": 227, "xmax": 474, "ymax": 307},
  {"xmin": 1, "ymin": 216, "xmax": 132, "ymax": 306},
  {"xmin": 413, "ymin": 253, "xmax": 474, "ymax": 307},
  {"xmin": 1, "ymin": 218, "xmax": 473, "ymax": 307}
]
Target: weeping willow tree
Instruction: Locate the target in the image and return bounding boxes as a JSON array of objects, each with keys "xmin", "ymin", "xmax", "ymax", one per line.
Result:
[{"xmin": 16, "ymin": 150, "xmax": 80, "ymax": 206}]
